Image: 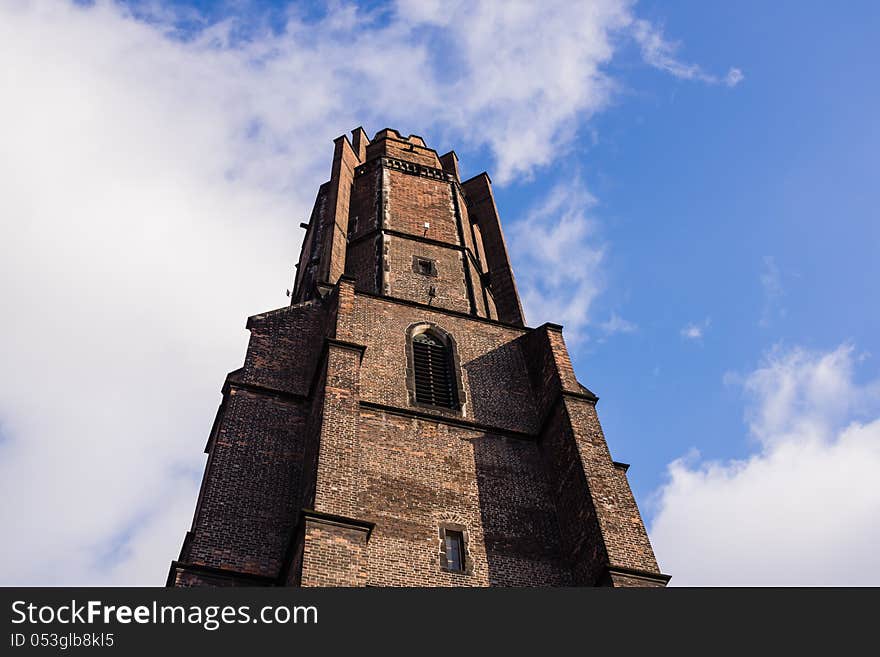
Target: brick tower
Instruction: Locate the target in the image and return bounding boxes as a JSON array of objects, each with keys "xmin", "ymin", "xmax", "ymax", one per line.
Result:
[{"xmin": 168, "ymin": 128, "xmax": 670, "ymax": 587}]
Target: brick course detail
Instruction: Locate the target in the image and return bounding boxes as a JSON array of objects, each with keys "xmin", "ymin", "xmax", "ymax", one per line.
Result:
[{"xmin": 168, "ymin": 128, "xmax": 670, "ymax": 588}]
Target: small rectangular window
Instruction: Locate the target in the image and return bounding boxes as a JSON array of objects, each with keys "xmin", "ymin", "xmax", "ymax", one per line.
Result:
[
  {"xmin": 444, "ymin": 531, "xmax": 464, "ymax": 572},
  {"xmin": 413, "ymin": 256, "xmax": 437, "ymax": 277}
]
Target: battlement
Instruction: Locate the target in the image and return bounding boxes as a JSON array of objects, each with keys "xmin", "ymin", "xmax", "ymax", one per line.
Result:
[
  {"xmin": 362, "ymin": 128, "xmax": 443, "ymax": 169},
  {"xmin": 339, "ymin": 127, "xmax": 461, "ymax": 180}
]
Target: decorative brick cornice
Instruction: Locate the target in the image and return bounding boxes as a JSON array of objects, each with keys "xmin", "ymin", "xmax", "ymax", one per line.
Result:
[{"xmin": 355, "ymin": 156, "xmax": 455, "ymax": 183}]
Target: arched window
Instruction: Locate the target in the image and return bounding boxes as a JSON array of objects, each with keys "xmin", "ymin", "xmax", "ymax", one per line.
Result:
[{"xmin": 412, "ymin": 331, "xmax": 457, "ymax": 408}]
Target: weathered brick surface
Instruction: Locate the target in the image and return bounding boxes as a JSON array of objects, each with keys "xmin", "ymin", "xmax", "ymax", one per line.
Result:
[
  {"xmin": 344, "ymin": 236, "xmax": 381, "ymax": 295},
  {"xmin": 292, "ymin": 183, "xmax": 329, "ymax": 304},
  {"xmin": 383, "ymin": 236, "xmax": 472, "ymax": 314},
  {"xmin": 461, "ymin": 173, "xmax": 525, "ymax": 326},
  {"xmin": 348, "ymin": 294, "xmax": 539, "ymax": 434},
  {"xmin": 538, "ymin": 401, "xmax": 607, "ymax": 586},
  {"xmin": 319, "ymin": 136, "xmax": 359, "ymax": 285},
  {"xmin": 564, "ymin": 397, "xmax": 660, "ymax": 576},
  {"xmin": 182, "ymin": 389, "xmax": 308, "ymax": 577},
  {"xmin": 300, "ymin": 519, "xmax": 370, "ymax": 587},
  {"xmin": 311, "ymin": 344, "xmax": 363, "ymax": 518},
  {"xmin": 355, "ymin": 408, "xmax": 570, "ymax": 586},
  {"xmin": 386, "ymin": 169, "xmax": 458, "ymax": 244},
  {"xmin": 241, "ymin": 300, "xmax": 328, "ymax": 396},
  {"xmin": 347, "ymin": 160, "xmax": 381, "ymax": 242},
  {"xmin": 170, "ymin": 128, "xmax": 668, "ymax": 588}
]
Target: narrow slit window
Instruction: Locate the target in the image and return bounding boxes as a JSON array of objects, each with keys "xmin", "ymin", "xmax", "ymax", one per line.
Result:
[
  {"xmin": 412, "ymin": 333, "xmax": 456, "ymax": 408},
  {"xmin": 444, "ymin": 530, "xmax": 464, "ymax": 572}
]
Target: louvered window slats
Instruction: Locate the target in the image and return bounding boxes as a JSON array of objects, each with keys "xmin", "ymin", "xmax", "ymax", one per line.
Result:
[{"xmin": 412, "ymin": 339, "xmax": 455, "ymax": 408}]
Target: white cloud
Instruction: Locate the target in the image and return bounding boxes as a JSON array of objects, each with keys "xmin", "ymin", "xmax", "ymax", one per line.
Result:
[
  {"xmin": 633, "ymin": 19, "xmax": 743, "ymax": 87},
  {"xmin": 399, "ymin": 0, "xmax": 629, "ymax": 183},
  {"xmin": 650, "ymin": 344, "xmax": 880, "ymax": 585},
  {"xmin": 681, "ymin": 325, "xmax": 703, "ymax": 340},
  {"xmin": 508, "ymin": 180, "xmax": 605, "ymax": 341},
  {"xmin": 600, "ymin": 312, "xmax": 638, "ymax": 335},
  {"xmin": 0, "ymin": 0, "xmax": 733, "ymax": 585},
  {"xmin": 725, "ymin": 67, "xmax": 745, "ymax": 87},
  {"xmin": 681, "ymin": 317, "xmax": 711, "ymax": 340}
]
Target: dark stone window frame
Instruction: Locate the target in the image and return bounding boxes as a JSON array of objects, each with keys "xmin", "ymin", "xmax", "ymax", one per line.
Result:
[
  {"xmin": 404, "ymin": 322, "xmax": 466, "ymax": 414},
  {"xmin": 438, "ymin": 523, "xmax": 473, "ymax": 575},
  {"xmin": 412, "ymin": 255, "xmax": 438, "ymax": 277}
]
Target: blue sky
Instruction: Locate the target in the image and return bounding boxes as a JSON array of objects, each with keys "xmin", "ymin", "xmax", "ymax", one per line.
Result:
[
  {"xmin": 1, "ymin": 0, "xmax": 878, "ymax": 585},
  {"xmin": 580, "ymin": 0, "xmax": 880, "ymax": 487}
]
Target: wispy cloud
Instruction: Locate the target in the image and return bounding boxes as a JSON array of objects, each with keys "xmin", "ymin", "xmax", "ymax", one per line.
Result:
[
  {"xmin": 508, "ymin": 179, "xmax": 605, "ymax": 341},
  {"xmin": 632, "ymin": 19, "xmax": 744, "ymax": 87},
  {"xmin": 650, "ymin": 344, "xmax": 880, "ymax": 585},
  {"xmin": 681, "ymin": 318, "xmax": 711, "ymax": 341},
  {"xmin": 725, "ymin": 67, "xmax": 745, "ymax": 87},
  {"xmin": 600, "ymin": 312, "xmax": 638, "ymax": 335}
]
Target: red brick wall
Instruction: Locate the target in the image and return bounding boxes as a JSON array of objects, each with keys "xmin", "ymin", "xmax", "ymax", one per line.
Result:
[
  {"xmin": 385, "ymin": 169, "xmax": 457, "ymax": 242},
  {"xmin": 241, "ymin": 301, "xmax": 329, "ymax": 396},
  {"xmin": 341, "ymin": 141, "xmax": 494, "ymax": 318},
  {"xmin": 383, "ymin": 236, "xmax": 472, "ymax": 313},
  {"xmin": 346, "ymin": 159, "xmax": 380, "ymax": 243},
  {"xmin": 565, "ymin": 397, "xmax": 661, "ymax": 576},
  {"xmin": 538, "ymin": 400, "xmax": 608, "ymax": 586},
  {"xmin": 319, "ymin": 136, "xmax": 359, "ymax": 285},
  {"xmin": 356, "ymin": 408, "xmax": 571, "ymax": 586},
  {"xmin": 461, "ymin": 173, "xmax": 525, "ymax": 326},
  {"xmin": 344, "ymin": 237, "xmax": 380, "ymax": 295},
  {"xmin": 292, "ymin": 183, "xmax": 329, "ymax": 304},
  {"xmin": 347, "ymin": 294, "xmax": 540, "ymax": 434},
  {"xmin": 300, "ymin": 519, "xmax": 370, "ymax": 587},
  {"xmin": 183, "ymin": 389, "xmax": 308, "ymax": 578}
]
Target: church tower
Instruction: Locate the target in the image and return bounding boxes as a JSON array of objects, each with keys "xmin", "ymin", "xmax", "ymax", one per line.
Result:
[{"xmin": 168, "ymin": 128, "xmax": 670, "ymax": 587}]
